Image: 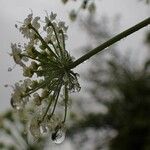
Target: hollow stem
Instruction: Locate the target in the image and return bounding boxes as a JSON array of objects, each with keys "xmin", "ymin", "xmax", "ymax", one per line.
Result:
[{"xmin": 68, "ymin": 17, "xmax": 150, "ymax": 69}]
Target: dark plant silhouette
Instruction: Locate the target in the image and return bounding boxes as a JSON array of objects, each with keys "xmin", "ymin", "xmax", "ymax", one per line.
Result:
[{"xmin": 68, "ymin": 47, "xmax": 150, "ymax": 149}]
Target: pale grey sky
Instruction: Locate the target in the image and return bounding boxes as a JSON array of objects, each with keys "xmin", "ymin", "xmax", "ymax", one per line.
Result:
[
  {"xmin": 0, "ymin": 0, "xmax": 149, "ymax": 112},
  {"xmin": 0, "ymin": 0, "xmax": 149, "ymax": 149}
]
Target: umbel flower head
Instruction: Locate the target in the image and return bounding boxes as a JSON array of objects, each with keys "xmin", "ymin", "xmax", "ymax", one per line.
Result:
[{"xmin": 10, "ymin": 12, "xmax": 80, "ymax": 142}]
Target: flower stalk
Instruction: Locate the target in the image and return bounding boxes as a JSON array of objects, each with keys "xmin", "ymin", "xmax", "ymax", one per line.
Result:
[
  {"xmin": 28, "ymin": 24, "xmax": 58, "ymax": 58},
  {"xmin": 68, "ymin": 17, "xmax": 150, "ymax": 69}
]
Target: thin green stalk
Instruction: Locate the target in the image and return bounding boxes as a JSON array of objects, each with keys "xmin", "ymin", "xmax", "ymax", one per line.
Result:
[
  {"xmin": 48, "ymin": 22, "xmax": 63, "ymax": 52},
  {"xmin": 68, "ymin": 17, "xmax": 150, "ymax": 69},
  {"xmin": 29, "ymin": 25, "xmax": 58, "ymax": 58},
  {"xmin": 49, "ymin": 40, "xmax": 60, "ymax": 57},
  {"xmin": 63, "ymin": 84, "xmax": 68, "ymax": 123},
  {"xmin": 40, "ymin": 96, "xmax": 53, "ymax": 123},
  {"xmin": 59, "ymin": 29, "xmax": 66, "ymax": 51},
  {"xmin": 24, "ymin": 80, "xmax": 48, "ymax": 96},
  {"xmin": 40, "ymin": 79, "xmax": 62, "ymax": 123},
  {"xmin": 50, "ymin": 82, "xmax": 62, "ymax": 116},
  {"xmin": 21, "ymin": 54, "xmax": 47, "ymax": 64}
]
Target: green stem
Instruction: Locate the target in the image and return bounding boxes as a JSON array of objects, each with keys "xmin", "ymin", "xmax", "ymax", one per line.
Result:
[
  {"xmin": 48, "ymin": 22, "xmax": 63, "ymax": 52},
  {"xmin": 21, "ymin": 54, "xmax": 47, "ymax": 64},
  {"xmin": 24, "ymin": 80, "xmax": 47, "ymax": 96},
  {"xmin": 40, "ymin": 96, "xmax": 53, "ymax": 123},
  {"xmin": 40, "ymin": 79, "xmax": 62, "ymax": 123},
  {"xmin": 29, "ymin": 25, "xmax": 58, "ymax": 58},
  {"xmin": 49, "ymin": 40, "xmax": 60, "ymax": 57},
  {"xmin": 63, "ymin": 84, "xmax": 68, "ymax": 123},
  {"xmin": 68, "ymin": 17, "xmax": 150, "ymax": 69},
  {"xmin": 59, "ymin": 29, "xmax": 66, "ymax": 51},
  {"xmin": 50, "ymin": 82, "xmax": 62, "ymax": 116}
]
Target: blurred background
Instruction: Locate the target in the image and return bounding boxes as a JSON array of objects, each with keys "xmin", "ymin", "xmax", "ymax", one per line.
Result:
[{"xmin": 0, "ymin": 0, "xmax": 150, "ymax": 149}]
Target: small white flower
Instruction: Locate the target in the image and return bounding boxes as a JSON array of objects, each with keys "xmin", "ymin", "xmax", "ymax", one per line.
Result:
[
  {"xmin": 28, "ymin": 30, "xmax": 36, "ymax": 41},
  {"xmin": 44, "ymin": 34, "xmax": 53, "ymax": 43},
  {"xmin": 22, "ymin": 56, "xmax": 29, "ymax": 62},
  {"xmin": 23, "ymin": 66, "xmax": 34, "ymax": 77},
  {"xmin": 11, "ymin": 92, "xmax": 21, "ymax": 102},
  {"xmin": 19, "ymin": 14, "xmax": 39, "ymax": 40},
  {"xmin": 52, "ymin": 22, "xmax": 58, "ymax": 30},
  {"xmin": 45, "ymin": 16, "xmax": 50, "ymax": 24},
  {"xmin": 19, "ymin": 25, "xmax": 30, "ymax": 38},
  {"xmin": 32, "ymin": 16, "xmax": 40, "ymax": 30},
  {"xmin": 11, "ymin": 43, "xmax": 25, "ymax": 66},
  {"xmin": 24, "ymin": 13, "xmax": 33, "ymax": 26},
  {"xmin": 11, "ymin": 87, "xmax": 25, "ymax": 110},
  {"xmin": 24, "ymin": 78, "xmax": 32, "ymax": 87},
  {"xmin": 58, "ymin": 21, "xmax": 68, "ymax": 32},
  {"xmin": 50, "ymin": 12, "xmax": 57, "ymax": 21},
  {"xmin": 30, "ymin": 61, "xmax": 38, "ymax": 70},
  {"xmin": 25, "ymin": 43, "xmax": 37, "ymax": 58},
  {"xmin": 51, "ymin": 34, "xmax": 57, "ymax": 42},
  {"xmin": 20, "ymin": 83, "xmax": 27, "ymax": 93},
  {"xmin": 58, "ymin": 21, "xmax": 65, "ymax": 28},
  {"xmin": 46, "ymin": 26, "xmax": 53, "ymax": 34}
]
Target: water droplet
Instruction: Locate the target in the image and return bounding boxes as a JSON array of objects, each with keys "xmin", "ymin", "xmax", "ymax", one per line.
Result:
[
  {"xmin": 40, "ymin": 124, "xmax": 49, "ymax": 135},
  {"xmin": 51, "ymin": 124, "xmax": 66, "ymax": 144},
  {"xmin": 10, "ymin": 98, "xmax": 23, "ymax": 110},
  {"xmin": 15, "ymin": 105, "xmax": 22, "ymax": 110}
]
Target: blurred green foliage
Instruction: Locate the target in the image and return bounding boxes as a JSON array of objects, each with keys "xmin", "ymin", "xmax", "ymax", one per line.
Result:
[{"xmin": 68, "ymin": 32, "xmax": 150, "ymax": 149}]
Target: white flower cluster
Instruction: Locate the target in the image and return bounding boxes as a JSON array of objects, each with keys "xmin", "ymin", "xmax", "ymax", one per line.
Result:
[{"xmin": 10, "ymin": 12, "xmax": 80, "ymax": 142}]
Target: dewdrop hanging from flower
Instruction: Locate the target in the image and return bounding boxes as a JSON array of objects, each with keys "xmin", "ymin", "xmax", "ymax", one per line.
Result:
[{"xmin": 10, "ymin": 12, "xmax": 80, "ymax": 143}]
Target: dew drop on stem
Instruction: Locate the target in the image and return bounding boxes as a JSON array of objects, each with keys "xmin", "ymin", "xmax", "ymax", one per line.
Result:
[{"xmin": 51, "ymin": 124, "xmax": 66, "ymax": 144}]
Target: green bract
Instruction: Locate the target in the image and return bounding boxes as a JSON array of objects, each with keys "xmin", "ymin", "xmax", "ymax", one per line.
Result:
[{"xmin": 10, "ymin": 12, "xmax": 80, "ymax": 141}]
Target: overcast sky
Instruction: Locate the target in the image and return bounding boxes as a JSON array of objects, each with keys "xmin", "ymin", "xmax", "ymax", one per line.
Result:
[
  {"xmin": 0, "ymin": 0, "xmax": 149, "ymax": 112},
  {"xmin": 0, "ymin": 0, "xmax": 149, "ymax": 149}
]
